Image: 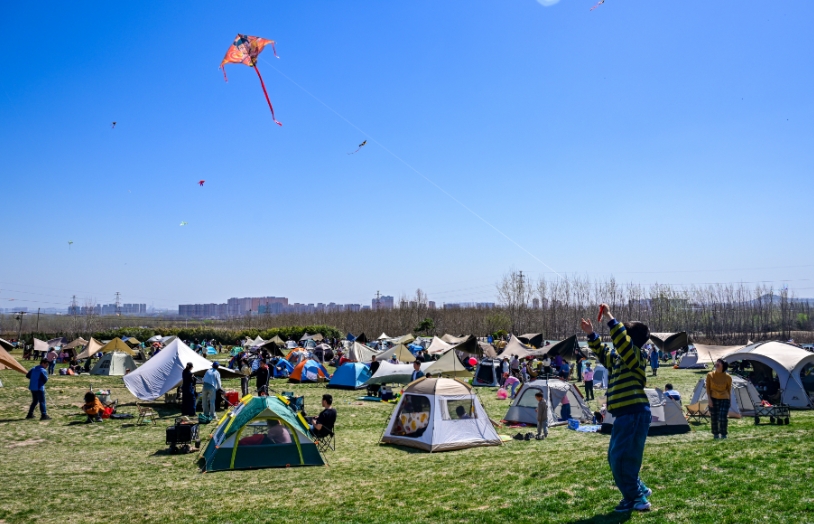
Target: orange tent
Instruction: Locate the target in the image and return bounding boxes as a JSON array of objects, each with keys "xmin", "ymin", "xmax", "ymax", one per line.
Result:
[{"xmin": 288, "ymin": 359, "xmax": 330, "ymax": 383}]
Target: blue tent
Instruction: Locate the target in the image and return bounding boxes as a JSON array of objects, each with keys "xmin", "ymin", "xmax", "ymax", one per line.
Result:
[
  {"xmin": 346, "ymin": 333, "xmax": 356, "ymax": 341},
  {"xmin": 272, "ymin": 358, "xmax": 294, "ymax": 378},
  {"xmin": 327, "ymin": 363, "xmax": 371, "ymax": 390},
  {"xmin": 407, "ymin": 343, "xmax": 424, "ymax": 355},
  {"xmin": 206, "ymin": 346, "xmax": 217, "ymax": 355},
  {"xmin": 289, "ymin": 359, "xmax": 331, "ymax": 383}
]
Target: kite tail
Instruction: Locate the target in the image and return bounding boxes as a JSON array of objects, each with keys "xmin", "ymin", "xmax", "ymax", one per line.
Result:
[
  {"xmin": 271, "ymin": 42, "xmax": 279, "ymax": 59},
  {"xmin": 221, "ymin": 65, "xmax": 228, "ymax": 82},
  {"xmin": 253, "ymin": 63, "xmax": 282, "ymax": 126}
]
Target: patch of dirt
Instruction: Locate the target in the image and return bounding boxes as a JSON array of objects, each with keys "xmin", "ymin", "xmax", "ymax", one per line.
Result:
[{"xmin": 8, "ymin": 438, "xmax": 46, "ymax": 448}]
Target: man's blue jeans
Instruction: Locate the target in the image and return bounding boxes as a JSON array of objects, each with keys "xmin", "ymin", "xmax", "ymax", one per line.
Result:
[
  {"xmin": 48, "ymin": 361, "xmax": 55, "ymax": 375},
  {"xmin": 608, "ymin": 410, "xmax": 650, "ymax": 501},
  {"xmin": 28, "ymin": 391, "xmax": 47, "ymax": 416}
]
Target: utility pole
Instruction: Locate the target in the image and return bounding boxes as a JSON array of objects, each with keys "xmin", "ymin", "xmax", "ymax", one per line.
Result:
[
  {"xmin": 36, "ymin": 308, "xmax": 40, "ymax": 331},
  {"xmin": 15, "ymin": 311, "xmax": 27, "ymax": 345},
  {"xmin": 115, "ymin": 292, "xmax": 121, "ymax": 316}
]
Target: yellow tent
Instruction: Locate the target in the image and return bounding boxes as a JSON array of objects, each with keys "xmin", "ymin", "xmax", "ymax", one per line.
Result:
[{"xmin": 98, "ymin": 338, "xmax": 136, "ymax": 356}]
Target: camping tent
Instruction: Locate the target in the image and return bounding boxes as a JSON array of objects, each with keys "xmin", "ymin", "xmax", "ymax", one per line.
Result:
[
  {"xmin": 327, "ymin": 363, "xmax": 371, "ymax": 389},
  {"xmin": 390, "ymin": 334, "xmax": 416, "ymax": 346},
  {"xmin": 288, "ymin": 359, "xmax": 330, "ymax": 383},
  {"xmin": 123, "ymin": 339, "xmax": 240, "ymax": 401},
  {"xmin": 200, "ymin": 396, "xmax": 324, "ymax": 471},
  {"xmin": 343, "ymin": 342, "xmax": 379, "ymax": 363},
  {"xmin": 649, "ymin": 332, "xmax": 690, "ymax": 353},
  {"xmin": 381, "ymin": 377, "xmax": 501, "ymax": 452},
  {"xmin": 377, "ymin": 333, "xmax": 391, "ymax": 341},
  {"xmin": 723, "ymin": 341, "xmax": 814, "ymax": 408},
  {"xmin": 592, "ymin": 363, "xmax": 609, "ymax": 389},
  {"xmin": 97, "ymin": 338, "xmax": 136, "ymax": 356},
  {"xmin": 498, "ymin": 335, "xmax": 547, "ymax": 359},
  {"xmin": 472, "ymin": 359, "xmax": 501, "ymax": 387},
  {"xmin": 270, "ymin": 357, "xmax": 295, "ymax": 379},
  {"xmin": 689, "ymin": 375, "xmax": 762, "ymax": 418},
  {"xmin": 542, "ymin": 335, "xmax": 586, "ymax": 361},
  {"xmin": 355, "ymin": 333, "xmax": 368, "ymax": 344},
  {"xmin": 518, "ymin": 333, "xmax": 544, "ymax": 348},
  {"xmin": 75, "ymin": 338, "xmax": 105, "ymax": 360},
  {"xmin": 367, "ymin": 361, "xmax": 434, "ymax": 385},
  {"xmin": 91, "ymin": 351, "xmax": 138, "ymax": 376},
  {"xmin": 63, "ymin": 337, "xmax": 88, "ymax": 350},
  {"xmin": 423, "ymin": 349, "xmax": 472, "ymax": 378},
  {"xmin": 504, "ymin": 378, "xmax": 592, "ymax": 426},
  {"xmin": 600, "ymin": 388, "xmax": 690, "ymax": 435},
  {"xmin": 377, "ymin": 343, "xmax": 416, "ymax": 363},
  {"xmin": 0, "ymin": 339, "xmax": 26, "ymax": 374},
  {"xmin": 441, "ymin": 334, "xmax": 469, "ymax": 345},
  {"xmin": 680, "ymin": 344, "xmax": 744, "ymax": 369},
  {"xmin": 425, "ymin": 336, "xmax": 453, "ymax": 356}
]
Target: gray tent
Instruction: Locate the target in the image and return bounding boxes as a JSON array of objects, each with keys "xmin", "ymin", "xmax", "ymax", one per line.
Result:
[{"xmin": 504, "ymin": 378, "xmax": 592, "ymax": 426}]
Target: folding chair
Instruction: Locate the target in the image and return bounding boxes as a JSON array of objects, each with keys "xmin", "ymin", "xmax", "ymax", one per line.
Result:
[
  {"xmin": 685, "ymin": 401, "xmax": 710, "ymax": 424},
  {"xmin": 136, "ymin": 402, "xmax": 159, "ymax": 426},
  {"xmin": 313, "ymin": 427, "xmax": 335, "ymax": 453}
]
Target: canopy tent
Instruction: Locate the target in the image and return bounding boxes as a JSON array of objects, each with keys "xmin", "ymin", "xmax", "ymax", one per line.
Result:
[
  {"xmin": 444, "ymin": 335, "xmax": 486, "ymax": 357},
  {"xmin": 91, "ymin": 351, "xmax": 138, "ymax": 376},
  {"xmin": 377, "ymin": 333, "xmax": 391, "ymax": 341},
  {"xmin": 123, "ymin": 339, "xmax": 241, "ymax": 401},
  {"xmin": 346, "ymin": 332, "xmax": 356, "ymax": 341},
  {"xmin": 200, "ymin": 396, "xmax": 324, "ymax": 471},
  {"xmin": 355, "ymin": 333, "xmax": 368, "ymax": 344},
  {"xmin": 680, "ymin": 344, "xmax": 744, "ymax": 368},
  {"xmin": 0, "ymin": 341, "xmax": 26, "ymax": 374},
  {"xmin": 423, "ymin": 349, "xmax": 472, "ymax": 378},
  {"xmin": 254, "ymin": 339, "xmax": 288, "ymax": 357},
  {"xmin": 146, "ymin": 335, "xmax": 163, "ymax": 343},
  {"xmin": 472, "ymin": 359, "xmax": 501, "ymax": 387},
  {"xmin": 601, "ymin": 388, "xmax": 690, "ymax": 435},
  {"xmin": 390, "ymin": 334, "xmax": 416, "ymax": 346},
  {"xmin": 327, "ymin": 363, "xmax": 372, "ymax": 389},
  {"xmin": 268, "ymin": 335, "xmax": 287, "ymax": 346},
  {"xmin": 97, "ymin": 338, "xmax": 136, "ymax": 356},
  {"xmin": 425, "ymin": 336, "xmax": 453, "ymax": 356},
  {"xmin": 343, "ymin": 341, "xmax": 379, "ymax": 363},
  {"xmin": 160, "ymin": 335, "xmax": 177, "ymax": 346},
  {"xmin": 541, "ymin": 335, "xmax": 586, "ymax": 361},
  {"xmin": 498, "ymin": 335, "xmax": 546, "ymax": 359},
  {"xmin": 504, "ymin": 378, "xmax": 592, "ymax": 426},
  {"xmin": 441, "ymin": 334, "xmax": 469, "ymax": 345},
  {"xmin": 63, "ymin": 337, "xmax": 88, "ymax": 350},
  {"xmin": 377, "ymin": 343, "xmax": 416, "ymax": 363},
  {"xmin": 33, "ymin": 338, "xmax": 50, "ymax": 354},
  {"xmin": 0, "ymin": 338, "xmax": 13, "ymax": 352},
  {"xmin": 518, "ymin": 333, "xmax": 544, "ymax": 348},
  {"xmin": 299, "ymin": 333, "xmax": 324, "ymax": 342},
  {"xmin": 724, "ymin": 341, "xmax": 814, "ymax": 408},
  {"xmin": 124, "ymin": 337, "xmax": 141, "ymax": 347},
  {"xmin": 689, "ymin": 375, "xmax": 762, "ymax": 418},
  {"xmin": 649, "ymin": 332, "xmax": 690, "ymax": 353},
  {"xmin": 288, "ymin": 359, "xmax": 330, "ymax": 383},
  {"xmin": 367, "ymin": 361, "xmax": 434, "ymax": 385},
  {"xmin": 381, "ymin": 378, "xmax": 501, "ymax": 452},
  {"xmin": 75, "ymin": 338, "xmax": 105, "ymax": 360},
  {"xmin": 479, "ymin": 342, "xmax": 498, "ymax": 359}
]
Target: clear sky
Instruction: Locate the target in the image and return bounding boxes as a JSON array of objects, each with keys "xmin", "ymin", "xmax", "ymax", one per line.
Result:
[{"xmin": 1, "ymin": 0, "xmax": 812, "ymax": 311}]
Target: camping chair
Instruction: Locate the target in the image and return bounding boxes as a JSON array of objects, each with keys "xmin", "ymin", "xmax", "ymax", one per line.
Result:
[
  {"xmin": 136, "ymin": 402, "xmax": 159, "ymax": 426},
  {"xmin": 313, "ymin": 425, "xmax": 335, "ymax": 453},
  {"xmin": 685, "ymin": 401, "xmax": 710, "ymax": 424}
]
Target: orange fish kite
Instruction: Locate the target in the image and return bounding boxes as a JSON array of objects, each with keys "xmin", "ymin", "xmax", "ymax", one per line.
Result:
[{"xmin": 220, "ymin": 34, "xmax": 282, "ymax": 126}]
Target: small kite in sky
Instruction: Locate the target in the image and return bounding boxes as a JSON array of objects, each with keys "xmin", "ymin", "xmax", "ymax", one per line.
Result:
[
  {"xmin": 180, "ymin": 221, "xmax": 188, "ymax": 226},
  {"xmin": 111, "ymin": 122, "xmax": 117, "ymax": 129},
  {"xmin": 220, "ymin": 34, "xmax": 282, "ymax": 126},
  {"xmin": 348, "ymin": 140, "xmax": 367, "ymax": 155},
  {"xmin": 68, "ymin": 241, "xmax": 73, "ymax": 250},
  {"xmin": 199, "ymin": 180, "xmax": 205, "ymax": 187},
  {"xmin": 590, "ymin": 0, "xmax": 604, "ymax": 10}
]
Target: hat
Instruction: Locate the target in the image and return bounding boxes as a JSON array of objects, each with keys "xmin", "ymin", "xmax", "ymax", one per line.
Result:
[{"xmin": 212, "ymin": 362, "xmax": 219, "ymax": 368}]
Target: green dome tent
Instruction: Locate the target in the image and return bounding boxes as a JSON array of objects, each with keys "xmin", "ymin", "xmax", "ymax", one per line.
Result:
[{"xmin": 199, "ymin": 396, "xmax": 324, "ymax": 471}]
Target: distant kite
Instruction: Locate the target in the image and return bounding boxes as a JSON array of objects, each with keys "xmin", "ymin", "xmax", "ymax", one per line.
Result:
[
  {"xmin": 348, "ymin": 140, "xmax": 367, "ymax": 155},
  {"xmin": 199, "ymin": 180, "xmax": 205, "ymax": 187},
  {"xmin": 68, "ymin": 241, "xmax": 73, "ymax": 250},
  {"xmin": 220, "ymin": 34, "xmax": 282, "ymax": 126},
  {"xmin": 590, "ymin": 0, "xmax": 604, "ymax": 10},
  {"xmin": 111, "ymin": 122, "xmax": 117, "ymax": 129},
  {"xmin": 180, "ymin": 221, "xmax": 188, "ymax": 226}
]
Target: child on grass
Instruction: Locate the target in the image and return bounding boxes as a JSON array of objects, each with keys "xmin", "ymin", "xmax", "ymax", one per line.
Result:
[
  {"xmin": 83, "ymin": 392, "xmax": 104, "ymax": 423},
  {"xmin": 534, "ymin": 391, "xmax": 548, "ymax": 440},
  {"xmin": 581, "ymin": 303, "xmax": 652, "ymax": 513}
]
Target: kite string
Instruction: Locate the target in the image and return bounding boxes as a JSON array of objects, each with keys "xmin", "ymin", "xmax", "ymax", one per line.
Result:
[{"xmin": 260, "ymin": 58, "xmax": 562, "ymax": 278}]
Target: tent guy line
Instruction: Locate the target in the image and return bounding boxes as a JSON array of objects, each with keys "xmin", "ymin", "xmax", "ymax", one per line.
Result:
[{"xmin": 261, "ymin": 57, "xmax": 563, "ymax": 279}]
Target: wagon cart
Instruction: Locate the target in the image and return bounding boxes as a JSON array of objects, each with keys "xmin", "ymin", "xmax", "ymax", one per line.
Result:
[
  {"xmin": 754, "ymin": 404, "xmax": 790, "ymax": 425},
  {"xmin": 166, "ymin": 417, "xmax": 201, "ymax": 454}
]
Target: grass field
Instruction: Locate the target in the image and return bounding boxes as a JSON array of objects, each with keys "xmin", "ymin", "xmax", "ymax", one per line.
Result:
[{"xmin": 1, "ymin": 354, "xmax": 812, "ymax": 524}]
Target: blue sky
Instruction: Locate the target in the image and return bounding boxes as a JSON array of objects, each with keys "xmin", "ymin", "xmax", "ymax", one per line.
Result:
[{"xmin": 1, "ymin": 0, "xmax": 812, "ymax": 310}]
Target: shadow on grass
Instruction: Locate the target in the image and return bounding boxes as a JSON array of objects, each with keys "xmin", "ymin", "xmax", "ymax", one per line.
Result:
[
  {"xmin": 568, "ymin": 511, "xmax": 631, "ymax": 524},
  {"xmin": 379, "ymin": 443, "xmax": 428, "ymax": 454}
]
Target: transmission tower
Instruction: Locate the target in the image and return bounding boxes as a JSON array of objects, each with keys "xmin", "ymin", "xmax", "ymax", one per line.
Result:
[{"xmin": 115, "ymin": 292, "xmax": 121, "ymax": 316}]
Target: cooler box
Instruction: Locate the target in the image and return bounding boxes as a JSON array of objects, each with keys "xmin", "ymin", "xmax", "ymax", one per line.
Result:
[{"xmin": 224, "ymin": 391, "xmax": 240, "ymax": 405}]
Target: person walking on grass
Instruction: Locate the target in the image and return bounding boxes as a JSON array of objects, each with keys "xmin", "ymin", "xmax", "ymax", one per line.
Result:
[
  {"xmin": 201, "ymin": 362, "xmax": 222, "ymax": 419},
  {"xmin": 583, "ymin": 363, "xmax": 595, "ymax": 401},
  {"xmin": 26, "ymin": 359, "xmax": 51, "ymax": 421},
  {"xmin": 181, "ymin": 362, "xmax": 197, "ymax": 417},
  {"xmin": 649, "ymin": 347, "xmax": 660, "ymax": 377},
  {"xmin": 535, "ymin": 391, "xmax": 548, "ymax": 440},
  {"xmin": 706, "ymin": 359, "xmax": 732, "ymax": 440},
  {"xmin": 582, "ymin": 303, "xmax": 652, "ymax": 513}
]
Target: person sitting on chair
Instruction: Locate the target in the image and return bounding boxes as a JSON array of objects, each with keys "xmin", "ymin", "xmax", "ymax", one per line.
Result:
[{"xmin": 309, "ymin": 394, "xmax": 336, "ymax": 439}]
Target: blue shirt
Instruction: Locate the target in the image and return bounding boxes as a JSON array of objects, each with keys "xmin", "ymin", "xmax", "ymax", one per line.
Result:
[
  {"xmin": 27, "ymin": 366, "xmax": 49, "ymax": 391},
  {"xmin": 664, "ymin": 390, "xmax": 681, "ymax": 401},
  {"xmin": 202, "ymin": 368, "xmax": 222, "ymax": 391}
]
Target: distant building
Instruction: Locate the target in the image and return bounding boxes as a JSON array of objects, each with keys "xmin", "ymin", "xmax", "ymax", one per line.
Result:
[
  {"xmin": 443, "ymin": 302, "xmax": 495, "ymax": 310},
  {"xmin": 428, "ymin": 301, "xmax": 436, "ymax": 310},
  {"xmin": 372, "ymin": 295, "xmax": 394, "ymax": 310}
]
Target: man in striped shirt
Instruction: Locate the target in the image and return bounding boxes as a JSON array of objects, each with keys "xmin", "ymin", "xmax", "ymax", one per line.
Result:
[{"xmin": 581, "ymin": 304, "xmax": 652, "ymax": 513}]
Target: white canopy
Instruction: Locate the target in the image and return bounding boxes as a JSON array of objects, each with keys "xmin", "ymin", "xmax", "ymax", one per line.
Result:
[
  {"xmin": 377, "ymin": 333, "xmax": 391, "ymax": 340},
  {"xmin": 425, "ymin": 336, "xmax": 453, "ymax": 355}
]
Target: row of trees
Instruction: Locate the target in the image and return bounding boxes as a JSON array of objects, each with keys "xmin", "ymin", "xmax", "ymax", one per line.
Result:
[{"xmin": 1, "ymin": 273, "xmax": 811, "ymax": 345}]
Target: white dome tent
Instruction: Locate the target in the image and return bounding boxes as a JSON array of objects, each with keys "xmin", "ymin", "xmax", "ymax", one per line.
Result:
[
  {"xmin": 689, "ymin": 375, "xmax": 762, "ymax": 418},
  {"xmin": 504, "ymin": 378, "xmax": 592, "ymax": 426},
  {"xmin": 723, "ymin": 341, "xmax": 814, "ymax": 408},
  {"xmin": 380, "ymin": 377, "xmax": 501, "ymax": 452},
  {"xmin": 679, "ymin": 344, "xmax": 743, "ymax": 369}
]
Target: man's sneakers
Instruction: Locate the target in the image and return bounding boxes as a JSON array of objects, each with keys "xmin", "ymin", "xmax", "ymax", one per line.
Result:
[
  {"xmin": 25, "ymin": 413, "xmax": 35, "ymax": 420},
  {"xmin": 615, "ymin": 497, "xmax": 651, "ymax": 513},
  {"xmin": 40, "ymin": 415, "xmax": 52, "ymax": 421},
  {"xmin": 642, "ymin": 487, "xmax": 653, "ymax": 498},
  {"xmin": 721, "ymin": 435, "xmax": 727, "ymax": 439}
]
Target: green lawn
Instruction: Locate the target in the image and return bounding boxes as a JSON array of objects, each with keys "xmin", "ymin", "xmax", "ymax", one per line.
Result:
[{"xmin": 1, "ymin": 356, "xmax": 812, "ymax": 524}]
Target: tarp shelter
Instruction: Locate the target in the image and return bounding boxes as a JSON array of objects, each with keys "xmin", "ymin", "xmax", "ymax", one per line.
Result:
[
  {"xmin": 97, "ymin": 338, "xmax": 136, "ymax": 356},
  {"xmin": 289, "ymin": 359, "xmax": 330, "ymax": 383},
  {"xmin": 390, "ymin": 334, "xmax": 416, "ymax": 346},
  {"xmin": 160, "ymin": 335, "xmax": 177, "ymax": 346},
  {"xmin": 423, "ymin": 349, "xmax": 472, "ymax": 378},
  {"xmin": 299, "ymin": 333, "xmax": 324, "ymax": 342},
  {"xmin": 445, "ymin": 335, "xmax": 485, "ymax": 357},
  {"xmin": 377, "ymin": 343, "xmax": 416, "ymax": 363},
  {"xmin": 33, "ymin": 338, "xmax": 50, "ymax": 355},
  {"xmin": 689, "ymin": 375, "xmax": 762, "ymax": 418},
  {"xmin": 649, "ymin": 332, "xmax": 690, "ymax": 353},
  {"xmin": 343, "ymin": 342, "xmax": 379, "ymax": 363},
  {"xmin": 381, "ymin": 377, "xmax": 501, "ymax": 452},
  {"xmin": 123, "ymin": 339, "xmax": 241, "ymax": 401},
  {"xmin": 367, "ymin": 361, "xmax": 434, "ymax": 385},
  {"xmin": 542, "ymin": 335, "xmax": 586, "ymax": 361},
  {"xmin": 63, "ymin": 337, "xmax": 88, "ymax": 350},
  {"xmin": 498, "ymin": 335, "xmax": 546, "ymax": 359},
  {"xmin": 328, "ymin": 363, "xmax": 371, "ymax": 389},
  {"xmin": 680, "ymin": 344, "xmax": 744, "ymax": 369},
  {"xmin": 518, "ymin": 333, "xmax": 544, "ymax": 348},
  {"xmin": 200, "ymin": 396, "xmax": 324, "ymax": 471},
  {"xmin": 75, "ymin": 338, "xmax": 105, "ymax": 360},
  {"xmin": 472, "ymin": 359, "xmax": 501, "ymax": 387},
  {"xmin": 441, "ymin": 334, "xmax": 469, "ymax": 345},
  {"xmin": 124, "ymin": 337, "xmax": 141, "ymax": 347},
  {"xmin": 723, "ymin": 341, "xmax": 814, "ymax": 408},
  {"xmin": 425, "ymin": 336, "xmax": 453, "ymax": 356},
  {"xmin": 0, "ymin": 339, "xmax": 26, "ymax": 374},
  {"xmin": 355, "ymin": 333, "xmax": 368, "ymax": 344},
  {"xmin": 91, "ymin": 351, "xmax": 138, "ymax": 376},
  {"xmin": 0, "ymin": 338, "xmax": 14, "ymax": 352},
  {"xmin": 146, "ymin": 335, "xmax": 163, "ymax": 343},
  {"xmin": 479, "ymin": 342, "xmax": 498, "ymax": 359},
  {"xmin": 255, "ymin": 339, "xmax": 288, "ymax": 357},
  {"xmin": 504, "ymin": 379, "xmax": 592, "ymax": 426},
  {"xmin": 601, "ymin": 388, "xmax": 690, "ymax": 435},
  {"xmin": 346, "ymin": 333, "xmax": 356, "ymax": 341}
]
